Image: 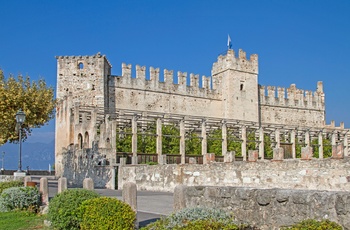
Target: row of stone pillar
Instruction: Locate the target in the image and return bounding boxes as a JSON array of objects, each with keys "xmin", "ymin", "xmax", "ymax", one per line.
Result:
[{"xmin": 126, "ymin": 115, "xmax": 348, "ymax": 164}]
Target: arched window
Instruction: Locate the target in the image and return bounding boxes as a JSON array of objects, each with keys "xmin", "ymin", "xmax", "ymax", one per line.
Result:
[
  {"xmin": 85, "ymin": 132, "xmax": 89, "ymax": 148},
  {"xmin": 78, "ymin": 133, "xmax": 83, "ymax": 149},
  {"xmin": 78, "ymin": 62, "xmax": 84, "ymax": 69}
]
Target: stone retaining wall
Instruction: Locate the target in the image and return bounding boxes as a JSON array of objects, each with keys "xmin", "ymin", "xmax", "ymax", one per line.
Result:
[
  {"xmin": 118, "ymin": 158, "xmax": 350, "ymax": 192},
  {"xmin": 174, "ymin": 186, "xmax": 350, "ymax": 230}
]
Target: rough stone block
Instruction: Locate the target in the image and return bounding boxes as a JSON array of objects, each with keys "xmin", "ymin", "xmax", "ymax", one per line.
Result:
[
  {"xmin": 273, "ymin": 147, "xmax": 284, "ymax": 161},
  {"xmin": 158, "ymin": 154, "xmax": 167, "ymax": 165},
  {"xmin": 174, "ymin": 185, "xmax": 187, "ymax": 211},
  {"xmin": 131, "ymin": 156, "xmax": 138, "ymax": 165},
  {"xmin": 83, "ymin": 177, "xmax": 94, "ymax": 190},
  {"xmin": 203, "ymin": 153, "xmax": 215, "ymax": 164},
  {"xmin": 58, "ymin": 177, "xmax": 67, "ymax": 193},
  {"xmin": 119, "ymin": 157, "xmax": 127, "ymax": 166},
  {"xmin": 40, "ymin": 177, "xmax": 49, "ymax": 205},
  {"xmin": 332, "ymin": 144, "xmax": 344, "ymax": 159},
  {"xmin": 24, "ymin": 176, "xmax": 31, "ymax": 186},
  {"xmin": 301, "ymin": 146, "xmax": 313, "ymax": 160},
  {"xmin": 123, "ymin": 182, "xmax": 137, "ymax": 212},
  {"xmin": 189, "ymin": 157, "xmax": 197, "ymax": 164},
  {"xmin": 248, "ymin": 150, "xmax": 259, "ymax": 162},
  {"xmin": 224, "ymin": 151, "xmax": 235, "ymax": 163}
]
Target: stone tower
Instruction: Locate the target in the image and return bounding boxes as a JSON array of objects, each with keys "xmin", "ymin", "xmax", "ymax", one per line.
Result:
[
  {"xmin": 55, "ymin": 53, "xmax": 112, "ymax": 107},
  {"xmin": 212, "ymin": 49, "xmax": 259, "ymax": 122}
]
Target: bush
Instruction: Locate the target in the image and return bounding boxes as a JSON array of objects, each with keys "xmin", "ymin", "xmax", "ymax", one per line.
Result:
[
  {"xmin": 78, "ymin": 197, "xmax": 136, "ymax": 230},
  {"xmin": 48, "ymin": 188, "xmax": 100, "ymax": 230},
  {"xmin": 283, "ymin": 219, "xmax": 342, "ymax": 230},
  {"xmin": 0, "ymin": 180, "xmax": 23, "ymax": 194},
  {"xmin": 0, "ymin": 186, "xmax": 41, "ymax": 212},
  {"xmin": 142, "ymin": 207, "xmax": 248, "ymax": 230}
]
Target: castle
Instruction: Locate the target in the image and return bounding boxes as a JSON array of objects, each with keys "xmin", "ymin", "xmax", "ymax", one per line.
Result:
[{"xmin": 54, "ymin": 48, "xmax": 348, "ymax": 188}]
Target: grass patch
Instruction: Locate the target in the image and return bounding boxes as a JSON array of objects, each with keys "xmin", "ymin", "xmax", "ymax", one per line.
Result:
[{"xmin": 0, "ymin": 211, "xmax": 50, "ymax": 230}]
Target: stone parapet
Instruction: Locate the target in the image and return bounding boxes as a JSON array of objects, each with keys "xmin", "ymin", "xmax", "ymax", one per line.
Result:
[
  {"xmin": 175, "ymin": 186, "xmax": 350, "ymax": 229},
  {"xmin": 119, "ymin": 158, "xmax": 350, "ymax": 192}
]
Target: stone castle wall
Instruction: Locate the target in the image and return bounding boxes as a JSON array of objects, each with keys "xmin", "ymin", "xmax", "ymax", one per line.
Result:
[
  {"xmin": 174, "ymin": 185, "xmax": 350, "ymax": 229},
  {"xmin": 118, "ymin": 158, "xmax": 350, "ymax": 192}
]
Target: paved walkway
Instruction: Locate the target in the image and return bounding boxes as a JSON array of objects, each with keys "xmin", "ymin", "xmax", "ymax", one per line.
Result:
[{"xmin": 30, "ymin": 176, "xmax": 174, "ymax": 227}]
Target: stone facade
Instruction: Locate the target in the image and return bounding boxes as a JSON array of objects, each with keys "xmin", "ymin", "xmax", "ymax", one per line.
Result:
[
  {"xmin": 118, "ymin": 158, "xmax": 350, "ymax": 192},
  {"xmin": 55, "ymin": 47, "xmax": 348, "ymax": 187},
  {"xmin": 174, "ymin": 185, "xmax": 350, "ymax": 229}
]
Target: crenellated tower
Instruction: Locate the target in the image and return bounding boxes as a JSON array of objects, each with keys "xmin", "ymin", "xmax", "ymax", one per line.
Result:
[
  {"xmin": 212, "ymin": 49, "xmax": 259, "ymax": 122},
  {"xmin": 55, "ymin": 53, "xmax": 112, "ymax": 107}
]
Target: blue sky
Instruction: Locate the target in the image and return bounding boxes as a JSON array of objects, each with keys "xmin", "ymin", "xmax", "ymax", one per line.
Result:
[{"xmin": 1, "ymin": 0, "xmax": 350, "ymax": 145}]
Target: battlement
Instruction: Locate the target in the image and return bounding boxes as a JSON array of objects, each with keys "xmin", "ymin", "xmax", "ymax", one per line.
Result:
[
  {"xmin": 55, "ymin": 53, "xmax": 112, "ymax": 68},
  {"xmin": 111, "ymin": 63, "xmax": 217, "ymax": 99},
  {"xmin": 259, "ymin": 82, "xmax": 325, "ymax": 110},
  {"xmin": 212, "ymin": 49, "xmax": 258, "ymax": 76}
]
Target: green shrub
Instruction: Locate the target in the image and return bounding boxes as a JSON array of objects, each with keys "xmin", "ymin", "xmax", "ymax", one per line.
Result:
[
  {"xmin": 283, "ymin": 219, "xmax": 342, "ymax": 230},
  {"xmin": 142, "ymin": 207, "xmax": 247, "ymax": 230},
  {"xmin": 0, "ymin": 186, "xmax": 41, "ymax": 212},
  {"xmin": 48, "ymin": 188, "xmax": 100, "ymax": 230},
  {"xmin": 78, "ymin": 197, "xmax": 136, "ymax": 230},
  {"xmin": 0, "ymin": 180, "xmax": 23, "ymax": 194}
]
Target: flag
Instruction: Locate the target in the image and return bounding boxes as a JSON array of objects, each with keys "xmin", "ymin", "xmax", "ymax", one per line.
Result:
[{"xmin": 227, "ymin": 34, "xmax": 232, "ymax": 49}]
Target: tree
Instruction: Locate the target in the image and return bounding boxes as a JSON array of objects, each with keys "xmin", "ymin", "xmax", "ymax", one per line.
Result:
[{"xmin": 0, "ymin": 70, "xmax": 55, "ymax": 145}]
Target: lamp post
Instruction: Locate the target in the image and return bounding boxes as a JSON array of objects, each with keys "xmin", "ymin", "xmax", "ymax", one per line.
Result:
[
  {"xmin": 1, "ymin": 151, "xmax": 4, "ymax": 171},
  {"xmin": 16, "ymin": 109, "xmax": 26, "ymax": 172}
]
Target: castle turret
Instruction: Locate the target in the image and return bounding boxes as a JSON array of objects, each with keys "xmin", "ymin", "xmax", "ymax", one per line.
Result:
[
  {"xmin": 212, "ymin": 49, "xmax": 259, "ymax": 122},
  {"xmin": 55, "ymin": 53, "xmax": 112, "ymax": 108}
]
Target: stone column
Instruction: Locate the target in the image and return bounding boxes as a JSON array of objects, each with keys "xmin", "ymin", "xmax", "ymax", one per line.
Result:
[
  {"xmin": 344, "ymin": 132, "xmax": 349, "ymax": 157},
  {"xmin": 180, "ymin": 119, "xmax": 185, "ymax": 164},
  {"xmin": 111, "ymin": 121, "xmax": 117, "ymax": 150},
  {"xmin": 156, "ymin": 118, "xmax": 163, "ymax": 164},
  {"xmin": 275, "ymin": 129, "xmax": 280, "ymax": 148},
  {"xmin": 291, "ymin": 130, "xmax": 296, "ymax": 159},
  {"xmin": 259, "ymin": 127, "xmax": 264, "ymax": 160},
  {"xmin": 174, "ymin": 185, "xmax": 187, "ymax": 211},
  {"xmin": 58, "ymin": 177, "xmax": 67, "ymax": 193},
  {"xmin": 123, "ymin": 182, "xmax": 137, "ymax": 213},
  {"xmin": 222, "ymin": 122, "xmax": 227, "ymax": 157},
  {"xmin": 201, "ymin": 120, "xmax": 207, "ymax": 156},
  {"xmin": 131, "ymin": 115, "xmax": 138, "ymax": 165},
  {"xmin": 241, "ymin": 126, "xmax": 247, "ymax": 161},
  {"xmin": 40, "ymin": 177, "xmax": 49, "ymax": 205},
  {"xmin": 83, "ymin": 178, "xmax": 94, "ymax": 190},
  {"xmin": 332, "ymin": 131, "xmax": 337, "ymax": 146},
  {"xmin": 318, "ymin": 131, "xmax": 323, "ymax": 159},
  {"xmin": 305, "ymin": 130, "xmax": 310, "ymax": 147}
]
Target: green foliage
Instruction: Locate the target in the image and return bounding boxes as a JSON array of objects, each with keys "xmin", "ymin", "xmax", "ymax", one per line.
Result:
[
  {"xmin": 162, "ymin": 124, "xmax": 180, "ymax": 154},
  {"xmin": 0, "ymin": 210, "xmax": 49, "ymax": 230},
  {"xmin": 48, "ymin": 188, "xmax": 100, "ymax": 230},
  {"xmin": 78, "ymin": 197, "xmax": 136, "ymax": 230},
  {"xmin": 0, "ymin": 187, "xmax": 41, "ymax": 212},
  {"xmin": 282, "ymin": 219, "xmax": 342, "ymax": 230},
  {"xmin": 116, "ymin": 127, "xmax": 132, "ymax": 153},
  {"xmin": 142, "ymin": 207, "xmax": 245, "ymax": 230},
  {"xmin": 185, "ymin": 130, "xmax": 201, "ymax": 155},
  {"xmin": 0, "ymin": 180, "xmax": 23, "ymax": 194},
  {"xmin": 264, "ymin": 134, "xmax": 273, "ymax": 158},
  {"xmin": 311, "ymin": 136, "xmax": 332, "ymax": 158},
  {"xmin": 0, "ymin": 70, "xmax": 56, "ymax": 145}
]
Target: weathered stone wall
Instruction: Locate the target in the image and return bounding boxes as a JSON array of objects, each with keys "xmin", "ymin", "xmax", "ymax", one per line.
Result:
[
  {"xmin": 175, "ymin": 186, "xmax": 350, "ymax": 230},
  {"xmin": 58, "ymin": 146, "xmax": 116, "ymax": 189},
  {"xmin": 118, "ymin": 158, "xmax": 350, "ymax": 192}
]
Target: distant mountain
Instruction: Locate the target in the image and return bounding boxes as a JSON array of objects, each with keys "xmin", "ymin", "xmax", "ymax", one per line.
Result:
[{"xmin": 0, "ymin": 140, "xmax": 55, "ymax": 170}]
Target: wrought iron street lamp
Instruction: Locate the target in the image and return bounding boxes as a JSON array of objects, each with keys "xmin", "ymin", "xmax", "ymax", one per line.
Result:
[
  {"xmin": 16, "ymin": 109, "xmax": 26, "ymax": 172},
  {"xmin": 1, "ymin": 151, "xmax": 4, "ymax": 171}
]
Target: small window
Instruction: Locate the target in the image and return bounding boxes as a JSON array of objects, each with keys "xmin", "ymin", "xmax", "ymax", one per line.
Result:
[
  {"xmin": 240, "ymin": 84, "xmax": 244, "ymax": 91},
  {"xmin": 78, "ymin": 62, "xmax": 84, "ymax": 69}
]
